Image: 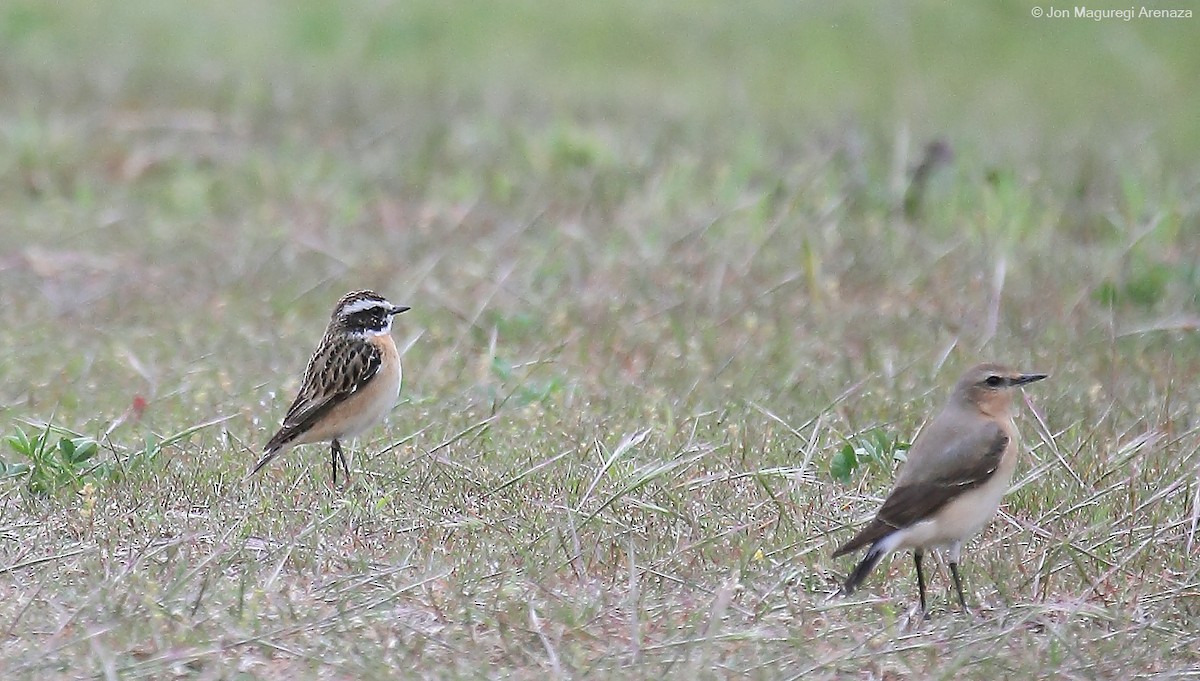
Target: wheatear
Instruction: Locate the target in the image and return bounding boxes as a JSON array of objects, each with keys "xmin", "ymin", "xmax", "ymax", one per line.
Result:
[
  {"xmin": 252, "ymin": 290, "xmax": 409, "ymax": 484},
  {"xmin": 833, "ymin": 362, "xmax": 1047, "ymax": 611}
]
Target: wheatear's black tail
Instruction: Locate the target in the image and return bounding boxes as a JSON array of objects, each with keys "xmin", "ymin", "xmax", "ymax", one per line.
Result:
[{"xmin": 843, "ymin": 540, "xmax": 889, "ymax": 595}]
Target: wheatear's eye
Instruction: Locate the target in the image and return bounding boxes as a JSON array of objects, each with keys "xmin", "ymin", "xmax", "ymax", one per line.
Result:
[{"xmin": 984, "ymin": 375, "xmax": 1003, "ymax": 387}]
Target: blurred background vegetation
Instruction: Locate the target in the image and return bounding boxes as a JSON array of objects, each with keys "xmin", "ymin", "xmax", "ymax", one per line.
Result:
[
  {"xmin": 3, "ymin": 0, "xmax": 1197, "ymax": 152},
  {"xmin": 4, "ymin": 0, "xmax": 1196, "ymax": 315}
]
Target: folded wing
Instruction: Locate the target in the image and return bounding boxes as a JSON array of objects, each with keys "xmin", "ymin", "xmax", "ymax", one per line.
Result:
[{"xmin": 833, "ymin": 425, "xmax": 1008, "ymax": 557}]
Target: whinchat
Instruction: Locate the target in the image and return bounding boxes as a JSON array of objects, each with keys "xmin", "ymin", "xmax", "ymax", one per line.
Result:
[
  {"xmin": 252, "ymin": 290, "xmax": 409, "ymax": 484},
  {"xmin": 834, "ymin": 363, "xmax": 1047, "ymax": 612}
]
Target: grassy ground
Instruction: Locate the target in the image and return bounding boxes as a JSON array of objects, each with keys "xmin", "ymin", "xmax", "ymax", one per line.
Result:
[{"xmin": 2, "ymin": 1, "xmax": 1199, "ymax": 678}]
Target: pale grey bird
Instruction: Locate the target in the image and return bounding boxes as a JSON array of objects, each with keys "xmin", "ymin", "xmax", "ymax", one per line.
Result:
[{"xmin": 834, "ymin": 362, "xmax": 1048, "ymax": 611}]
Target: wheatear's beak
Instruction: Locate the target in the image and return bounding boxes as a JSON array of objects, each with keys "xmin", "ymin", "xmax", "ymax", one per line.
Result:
[
  {"xmin": 1012, "ymin": 373, "xmax": 1048, "ymax": 386},
  {"xmin": 391, "ymin": 305, "xmax": 410, "ymax": 316}
]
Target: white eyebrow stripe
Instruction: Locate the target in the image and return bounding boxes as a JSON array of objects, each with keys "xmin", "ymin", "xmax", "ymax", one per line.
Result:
[{"xmin": 340, "ymin": 297, "xmax": 388, "ymax": 316}]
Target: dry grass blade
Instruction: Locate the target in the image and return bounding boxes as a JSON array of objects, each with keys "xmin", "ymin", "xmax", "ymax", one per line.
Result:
[
  {"xmin": 1023, "ymin": 391, "xmax": 1085, "ymax": 489},
  {"xmin": 579, "ymin": 449, "xmax": 710, "ymax": 531},
  {"xmin": 579, "ymin": 428, "xmax": 651, "ymax": 508},
  {"xmin": 490, "ymin": 447, "xmax": 575, "ymax": 494}
]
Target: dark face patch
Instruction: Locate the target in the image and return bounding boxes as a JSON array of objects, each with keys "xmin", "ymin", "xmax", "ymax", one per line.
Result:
[{"xmin": 342, "ymin": 306, "xmax": 391, "ymax": 333}]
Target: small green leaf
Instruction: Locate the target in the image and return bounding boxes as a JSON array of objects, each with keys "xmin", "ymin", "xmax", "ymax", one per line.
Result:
[
  {"xmin": 5, "ymin": 430, "xmax": 31, "ymax": 456},
  {"xmin": 869, "ymin": 429, "xmax": 891, "ymax": 455},
  {"xmin": 140, "ymin": 434, "xmax": 162, "ymax": 461},
  {"xmin": 830, "ymin": 444, "xmax": 857, "ymax": 483},
  {"xmin": 69, "ymin": 438, "xmax": 98, "ymax": 464}
]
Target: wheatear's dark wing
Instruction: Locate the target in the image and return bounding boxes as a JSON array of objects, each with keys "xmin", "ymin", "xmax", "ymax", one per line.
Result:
[{"xmin": 833, "ymin": 425, "xmax": 1009, "ymax": 557}]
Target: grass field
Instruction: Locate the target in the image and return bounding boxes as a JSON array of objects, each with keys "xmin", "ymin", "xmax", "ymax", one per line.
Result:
[{"xmin": 2, "ymin": 1, "xmax": 1199, "ymax": 678}]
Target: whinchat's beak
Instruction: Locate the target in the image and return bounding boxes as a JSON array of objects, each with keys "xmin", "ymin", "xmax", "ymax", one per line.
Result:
[
  {"xmin": 1012, "ymin": 373, "xmax": 1048, "ymax": 386},
  {"xmin": 391, "ymin": 305, "xmax": 411, "ymax": 316}
]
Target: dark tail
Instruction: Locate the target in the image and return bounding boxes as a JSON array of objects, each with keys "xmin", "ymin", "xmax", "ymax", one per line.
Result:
[
  {"xmin": 250, "ymin": 444, "xmax": 283, "ymax": 477},
  {"xmin": 843, "ymin": 542, "xmax": 888, "ymax": 595}
]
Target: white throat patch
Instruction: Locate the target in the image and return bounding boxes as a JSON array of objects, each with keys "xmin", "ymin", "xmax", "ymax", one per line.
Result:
[{"xmin": 346, "ymin": 316, "xmax": 392, "ymax": 339}]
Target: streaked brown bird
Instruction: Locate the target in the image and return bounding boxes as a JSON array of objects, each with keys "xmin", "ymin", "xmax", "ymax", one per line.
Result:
[
  {"xmin": 252, "ymin": 290, "xmax": 409, "ymax": 484},
  {"xmin": 833, "ymin": 362, "xmax": 1048, "ymax": 611}
]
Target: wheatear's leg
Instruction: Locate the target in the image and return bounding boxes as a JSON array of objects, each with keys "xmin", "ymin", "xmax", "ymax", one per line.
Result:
[
  {"xmin": 945, "ymin": 541, "xmax": 968, "ymax": 610},
  {"xmin": 949, "ymin": 563, "xmax": 968, "ymax": 609},
  {"xmin": 913, "ymin": 549, "xmax": 928, "ymax": 613}
]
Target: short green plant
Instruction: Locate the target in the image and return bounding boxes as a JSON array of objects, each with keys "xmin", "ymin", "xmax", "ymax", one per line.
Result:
[
  {"xmin": 3, "ymin": 423, "xmax": 105, "ymax": 495},
  {"xmin": 2, "ymin": 416, "xmax": 230, "ymax": 496},
  {"xmin": 829, "ymin": 428, "xmax": 909, "ymax": 483}
]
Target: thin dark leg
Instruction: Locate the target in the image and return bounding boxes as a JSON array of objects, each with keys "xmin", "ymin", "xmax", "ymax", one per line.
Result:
[
  {"xmin": 949, "ymin": 562, "xmax": 968, "ymax": 610},
  {"xmin": 913, "ymin": 550, "xmax": 928, "ymax": 613},
  {"xmin": 338, "ymin": 440, "xmax": 350, "ymax": 482},
  {"xmin": 331, "ymin": 439, "xmax": 343, "ymax": 485}
]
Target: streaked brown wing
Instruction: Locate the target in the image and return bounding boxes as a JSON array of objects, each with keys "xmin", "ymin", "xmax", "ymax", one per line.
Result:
[
  {"xmin": 833, "ymin": 428, "xmax": 1008, "ymax": 557},
  {"xmin": 265, "ymin": 336, "xmax": 382, "ymax": 451}
]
